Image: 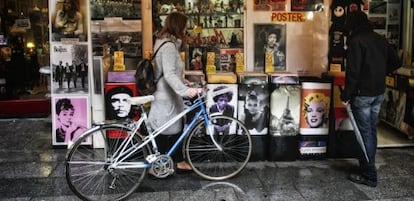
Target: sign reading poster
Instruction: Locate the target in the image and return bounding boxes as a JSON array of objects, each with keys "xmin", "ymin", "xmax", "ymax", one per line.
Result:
[
  {"xmin": 52, "ymin": 96, "xmax": 91, "ymax": 146},
  {"xmin": 299, "ymin": 82, "xmax": 331, "ymax": 135}
]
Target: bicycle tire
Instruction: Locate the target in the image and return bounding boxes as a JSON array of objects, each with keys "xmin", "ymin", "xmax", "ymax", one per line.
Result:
[
  {"xmin": 185, "ymin": 115, "xmax": 252, "ymax": 181},
  {"xmin": 66, "ymin": 124, "xmax": 150, "ymax": 201}
]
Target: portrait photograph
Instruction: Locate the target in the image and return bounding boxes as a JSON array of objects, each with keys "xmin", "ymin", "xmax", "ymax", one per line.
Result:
[
  {"xmin": 104, "ymin": 82, "xmax": 138, "ymax": 120},
  {"xmin": 50, "ymin": 0, "xmax": 88, "ymax": 42},
  {"xmin": 52, "ymin": 96, "xmax": 91, "ymax": 146},
  {"xmin": 237, "ymin": 84, "xmax": 269, "ymax": 135},
  {"xmin": 50, "ymin": 43, "xmax": 89, "ymax": 94},
  {"xmin": 299, "ymin": 82, "xmax": 331, "ymax": 135},
  {"xmin": 206, "ymin": 84, "xmax": 238, "ymax": 135},
  {"xmin": 269, "ymin": 84, "xmax": 301, "ymax": 136},
  {"xmin": 253, "ymin": 24, "xmax": 286, "ymax": 72}
]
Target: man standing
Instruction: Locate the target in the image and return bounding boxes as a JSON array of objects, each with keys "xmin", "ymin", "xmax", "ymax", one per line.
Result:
[{"xmin": 340, "ymin": 10, "xmax": 401, "ymax": 187}]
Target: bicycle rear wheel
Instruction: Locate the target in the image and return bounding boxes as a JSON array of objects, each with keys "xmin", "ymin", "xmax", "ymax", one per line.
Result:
[
  {"xmin": 185, "ymin": 115, "xmax": 252, "ymax": 181},
  {"xmin": 66, "ymin": 124, "xmax": 149, "ymax": 201}
]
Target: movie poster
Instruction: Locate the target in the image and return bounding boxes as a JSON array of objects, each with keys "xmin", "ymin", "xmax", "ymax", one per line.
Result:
[
  {"xmin": 238, "ymin": 84, "xmax": 269, "ymax": 135},
  {"xmin": 50, "ymin": 43, "xmax": 89, "ymax": 94},
  {"xmin": 300, "ymin": 82, "xmax": 331, "ymax": 135},
  {"xmin": 52, "ymin": 96, "xmax": 91, "ymax": 146}
]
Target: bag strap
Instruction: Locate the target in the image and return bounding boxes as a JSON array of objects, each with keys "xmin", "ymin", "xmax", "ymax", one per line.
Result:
[
  {"xmin": 150, "ymin": 40, "xmax": 174, "ymax": 61},
  {"xmin": 150, "ymin": 40, "xmax": 174, "ymax": 82}
]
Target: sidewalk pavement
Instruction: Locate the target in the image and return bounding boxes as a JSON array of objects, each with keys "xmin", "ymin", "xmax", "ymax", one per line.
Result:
[{"xmin": 0, "ymin": 118, "xmax": 413, "ymax": 201}]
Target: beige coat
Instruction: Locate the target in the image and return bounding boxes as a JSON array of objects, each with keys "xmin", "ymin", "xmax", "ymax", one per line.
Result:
[{"xmin": 148, "ymin": 37, "xmax": 189, "ymax": 134}]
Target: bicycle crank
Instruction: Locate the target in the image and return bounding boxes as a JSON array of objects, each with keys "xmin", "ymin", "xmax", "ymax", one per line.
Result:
[{"xmin": 149, "ymin": 155, "xmax": 174, "ymax": 178}]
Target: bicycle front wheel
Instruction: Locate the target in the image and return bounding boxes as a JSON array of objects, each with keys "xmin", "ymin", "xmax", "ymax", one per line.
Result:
[
  {"xmin": 66, "ymin": 124, "xmax": 149, "ymax": 201},
  {"xmin": 185, "ymin": 115, "xmax": 252, "ymax": 181}
]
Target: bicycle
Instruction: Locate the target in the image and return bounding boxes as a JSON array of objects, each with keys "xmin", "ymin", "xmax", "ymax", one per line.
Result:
[{"xmin": 65, "ymin": 90, "xmax": 252, "ymax": 201}]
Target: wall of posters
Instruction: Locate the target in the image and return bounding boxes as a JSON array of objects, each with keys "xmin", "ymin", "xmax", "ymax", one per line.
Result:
[{"xmin": 49, "ymin": 0, "xmax": 91, "ymax": 147}]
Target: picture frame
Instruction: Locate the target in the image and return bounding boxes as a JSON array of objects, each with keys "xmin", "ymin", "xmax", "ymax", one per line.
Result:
[
  {"xmin": 253, "ymin": 24, "xmax": 287, "ymax": 72},
  {"xmin": 50, "ymin": 43, "xmax": 89, "ymax": 94},
  {"xmin": 104, "ymin": 82, "xmax": 138, "ymax": 120},
  {"xmin": 52, "ymin": 95, "xmax": 91, "ymax": 146}
]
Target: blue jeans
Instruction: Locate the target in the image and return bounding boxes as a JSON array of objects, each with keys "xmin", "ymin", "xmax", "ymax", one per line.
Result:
[{"xmin": 351, "ymin": 95, "xmax": 384, "ymax": 182}]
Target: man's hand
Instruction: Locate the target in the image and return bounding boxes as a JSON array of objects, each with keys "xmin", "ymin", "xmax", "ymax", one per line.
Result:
[{"xmin": 342, "ymin": 100, "xmax": 349, "ymax": 106}]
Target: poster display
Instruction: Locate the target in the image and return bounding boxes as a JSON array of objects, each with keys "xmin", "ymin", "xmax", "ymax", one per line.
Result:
[
  {"xmin": 299, "ymin": 82, "xmax": 331, "ymax": 135},
  {"xmin": 206, "ymin": 84, "xmax": 238, "ymax": 134},
  {"xmin": 52, "ymin": 96, "xmax": 91, "ymax": 146},
  {"xmin": 238, "ymin": 84, "xmax": 269, "ymax": 135},
  {"xmin": 269, "ymin": 84, "xmax": 301, "ymax": 136}
]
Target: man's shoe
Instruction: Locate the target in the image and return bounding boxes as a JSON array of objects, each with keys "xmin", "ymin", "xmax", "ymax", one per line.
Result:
[{"xmin": 348, "ymin": 174, "xmax": 377, "ymax": 187}]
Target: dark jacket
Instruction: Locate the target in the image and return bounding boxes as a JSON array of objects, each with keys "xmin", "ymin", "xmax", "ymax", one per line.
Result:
[{"xmin": 341, "ymin": 25, "xmax": 401, "ymax": 102}]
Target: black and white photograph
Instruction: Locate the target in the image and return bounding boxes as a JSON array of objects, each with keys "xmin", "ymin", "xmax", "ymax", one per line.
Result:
[
  {"xmin": 269, "ymin": 84, "xmax": 301, "ymax": 136},
  {"xmin": 50, "ymin": 0, "xmax": 88, "ymax": 42},
  {"xmin": 90, "ymin": 0, "xmax": 141, "ymax": 19},
  {"xmin": 104, "ymin": 83, "xmax": 138, "ymax": 121},
  {"xmin": 238, "ymin": 84, "xmax": 269, "ymax": 135},
  {"xmin": 206, "ymin": 84, "xmax": 238, "ymax": 135},
  {"xmin": 50, "ymin": 43, "xmax": 89, "ymax": 94},
  {"xmin": 254, "ymin": 24, "xmax": 286, "ymax": 72},
  {"xmin": 91, "ymin": 18, "xmax": 142, "ymax": 70}
]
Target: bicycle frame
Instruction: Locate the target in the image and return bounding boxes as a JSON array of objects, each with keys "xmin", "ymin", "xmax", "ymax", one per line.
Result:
[{"xmin": 109, "ymin": 94, "xmax": 219, "ymax": 170}]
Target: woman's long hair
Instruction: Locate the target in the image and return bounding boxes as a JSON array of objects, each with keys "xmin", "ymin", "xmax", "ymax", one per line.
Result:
[{"xmin": 157, "ymin": 12, "xmax": 188, "ymax": 49}]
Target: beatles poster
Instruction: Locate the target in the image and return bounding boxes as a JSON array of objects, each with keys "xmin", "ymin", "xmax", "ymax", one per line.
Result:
[
  {"xmin": 51, "ymin": 43, "xmax": 89, "ymax": 94},
  {"xmin": 52, "ymin": 96, "xmax": 90, "ymax": 146},
  {"xmin": 269, "ymin": 84, "xmax": 301, "ymax": 136},
  {"xmin": 299, "ymin": 82, "xmax": 331, "ymax": 135}
]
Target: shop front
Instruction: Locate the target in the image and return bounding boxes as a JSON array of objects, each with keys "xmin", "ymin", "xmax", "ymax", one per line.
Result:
[{"xmin": 0, "ymin": 0, "xmax": 413, "ymax": 152}]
